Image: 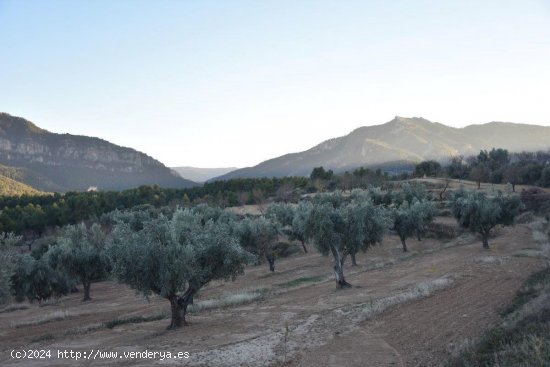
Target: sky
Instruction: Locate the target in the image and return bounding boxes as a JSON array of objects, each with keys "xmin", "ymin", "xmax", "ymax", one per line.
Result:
[{"xmin": 1, "ymin": 0, "xmax": 549, "ymax": 168}]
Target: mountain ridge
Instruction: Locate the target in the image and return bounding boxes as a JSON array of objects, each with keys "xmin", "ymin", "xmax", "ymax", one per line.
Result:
[
  {"xmin": 214, "ymin": 117, "xmax": 550, "ymax": 180},
  {"xmin": 0, "ymin": 113, "xmax": 198, "ymax": 191}
]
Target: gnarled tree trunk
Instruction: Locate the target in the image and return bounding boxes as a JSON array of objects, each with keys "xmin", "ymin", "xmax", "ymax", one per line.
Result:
[
  {"xmin": 400, "ymin": 236, "xmax": 408, "ymax": 252},
  {"xmin": 168, "ymin": 295, "xmax": 183, "ymax": 329},
  {"xmin": 481, "ymin": 232, "xmax": 490, "ymax": 249},
  {"xmin": 332, "ymin": 247, "xmax": 352, "ymax": 289},
  {"xmin": 266, "ymin": 254, "xmax": 275, "ymax": 272},
  {"xmin": 82, "ymin": 282, "xmax": 91, "ymax": 301},
  {"xmin": 300, "ymin": 239, "xmax": 308, "ymax": 253},
  {"xmin": 350, "ymin": 252, "xmax": 358, "ymax": 266},
  {"xmin": 168, "ymin": 286, "xmax": 197, "ymax": 330}
]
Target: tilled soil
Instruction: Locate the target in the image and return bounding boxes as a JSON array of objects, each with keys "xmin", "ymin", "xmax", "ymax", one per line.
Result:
[{"xmin": 0, "ymin": 221, "xmax": 545, "ymax": 366}]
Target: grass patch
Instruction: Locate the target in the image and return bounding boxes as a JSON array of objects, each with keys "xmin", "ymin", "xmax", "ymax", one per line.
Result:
[
  {"xmin": 104, "ymin": 313, "xmax": 167, "ymax": 329},
  {"xmin": 65, "ymin": 323, "xmax": 105, "ymax": 336},
  {"xmin": 30, "ymin": 333, "xmax": 55, "ymax": 343},
  {"xmin": 277, "ymin": 276, "xmax": 326, "ymax": 288},
  {"xmin": 445, "ymin": 309, "xmax": 550, "ymax": 366},
  {"xmin": 446, "ymin": 265, "xmax": 550, "ymax": 366},
  {"xmin": 12, "ymin": 310, "xmax": 75, "ymax": 328},
  {"xmin": 38, "ymin": 299, "xmax": 60, "ymax": 307},
  {"xmin": 189, "ymin": 289, "xmax": 268, "ymax": 313},
  {"xmin": 0, "ymin": 304, "xmax": 30, "ymax": 313},
  {"xmin": 361, "ymin": 276, "xmax": 454, "ymax": 320},
  {"xmin": 500, "ymin": 266, "xmax": 550, "ymax": 317}
]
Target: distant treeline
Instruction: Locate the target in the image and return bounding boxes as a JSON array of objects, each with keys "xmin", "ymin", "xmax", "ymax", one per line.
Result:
[
  {"xmin": 0, "ymin": 177, "xmax": 309, "ymax": 235},
  {"xmin": 2, "ymin": 147, "xmax": 549, "ymax": 236},
  {"xmin": 0, "ymin": 168, "xmax": 392, "ymax": 236},
  {"xmin": 413, "ymin": 148, "xmax": 550, "ymax": 190}
]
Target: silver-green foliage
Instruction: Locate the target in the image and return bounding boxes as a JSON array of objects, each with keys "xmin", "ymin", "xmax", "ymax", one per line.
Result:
[
  {"xmin": 400, "ymin": 182, "xmax": 430, "ymax": 204},
  {"xmin": 306, "ymin": 193, "xmax": 390, "ymax": 287},
  {"xmin": 108, "ymin": 208, "xmax": 253, "ymax": 328},
  {"xmin": 52, "ymin": 223, "xmax": 109, "ymax": 301},
  {"xmin": 411, "ymin": 199, "xmax": 437, "ymax": 239},
  {"xmin": 450, "ymin": 188, "xmax": 523, "ymax": 248},
  {"xmin": 290, "ymin": 201, "xmax": 313, "ymax": 249},
  {"xmin": 0, "ymin": 232, "xmax": 20, "ymax": 304},
  {"xmin": 11, "ymin": 252, "xmax": 74, "ymax": 303},
  {"xmin": 237, "ymin": 216, "xmax": 280, "ymax": 271},
  {"xmin": 392, "ymin": 198, "xmax": 436, "ymax": 252},
  {"xmin": 266, "ymin": 203, "xmax": 295, "ymax": 227}
]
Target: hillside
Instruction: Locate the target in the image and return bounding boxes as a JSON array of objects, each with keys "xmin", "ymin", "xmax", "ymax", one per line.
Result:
[
  {"xmin": 0, "ymin": 174, "xmax": 45, "ymax": 196},
  {"xmin": 215, "ymin": 117, "xmax": 550, "ymax": 180},
  {"xmin": 0, "ymin": 113, "xmax": 198, "ymax": 191},
  {"xmin": 171, "ymin": 166, "xmax": 238, "ymax": 183}
]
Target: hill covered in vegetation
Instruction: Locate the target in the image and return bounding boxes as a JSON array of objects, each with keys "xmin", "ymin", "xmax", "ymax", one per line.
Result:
[
  {"xmin": 0, "ymin": 113, "xmax": 198, "ymax": 191},
  {"xmin": 0, "ymin": 175, "xmax": 45, "ymax": 196}
]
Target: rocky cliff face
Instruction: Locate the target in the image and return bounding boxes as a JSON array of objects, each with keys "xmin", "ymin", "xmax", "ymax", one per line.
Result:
[{"xmin": 0, "ymin": 113, "xmax": 197, "ymax": 191}]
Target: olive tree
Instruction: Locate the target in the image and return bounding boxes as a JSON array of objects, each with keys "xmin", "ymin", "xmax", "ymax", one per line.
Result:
[
  {"xmin": 349, "ymin": 190, "xmax": 391, "ymax": 265},
  {"xmin": 348, "ymin": 201, "xmax": 390, "ymax": 266},
  {"xmin": 392, "ymin": 199, "xmax": 434, "ymax": 252},
  {"xmin": 411, "ymin": 199, "xmax": 437, "ymax": 241},
  {"xmin": 399, "ymin": 182, "xmax": 429, "ymax": 204},
  {"xmin": 267, "ymin": 202, "xmax": 312, "ymax": 253},
  {"xmin": 306, "ymin": 196, "xmax": 390, "ymax": 288},
  {"xmin": 11, "ymin": 253, "xmax": 74, "ymax": 303},
  {"xmin": 0, "ymin": 233, "xmax": 20, "ymax": 304},
  {"xmin": 289, "ymin": 201, "xmax": 313, "ymax": 253},
  {"xmin": 266, "ymin": 203, "xmax": 295, "ymax": 227},
  {"xmin": 237, "ymin": 216, "xmax": 280, "ymax": 271},
  {"xmin": 191, "ymin": 204, "xmax": 237, "ymax": 226},
  {"xmin": 450, "ymin": 189, "xmax": 522, "ymax": 249},
  {"xmin": 52, "ymin": 223, "xmax": 109, "ymax": 301},
  {"xmin": 306, "ymin": 201, "xmax": 349, "ymax": 287},
  {"xmin": 109, "ymin": 209, "xmax": 252, "ymax": 329}
]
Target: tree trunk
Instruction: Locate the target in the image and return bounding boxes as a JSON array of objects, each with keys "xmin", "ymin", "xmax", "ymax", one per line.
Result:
[
  {"xmin": 482, "ymin": 233, "xmax": 490, "ymax": 249},
  {"xmin": 350, "ymin": 252, "xmax": 358, "ymax": 266},
  {"xmin": 332, "ymin": 247, "xmax": 352, "ymax": 289},
  {"xmin": 266, "ymin": 254, "xmax": 275, "ymax": 272},
  {"xmin": 82, "ymin": 282, "xmax": 91, "ymax": 301},
  {"xmin": 168, "ymin": 295, "xmax": 183, "ymax": 329},
  {"xmin": 301, "ymin": 239, "xmax": 308, "ymax": 253},
  {"xmin": 168, "ymin": 285, "xmax": 197, "ymax": 330},
  {"xmin": 512, "ymin": 183, "xmax": 516, "ymax": 192},
  {"xmin": 400, "ymin": 236, "xmax": 408, "ymax": 252},
  {"xmin": 477, "ymin": 181, "xmax": 481, "ymax": 189}
]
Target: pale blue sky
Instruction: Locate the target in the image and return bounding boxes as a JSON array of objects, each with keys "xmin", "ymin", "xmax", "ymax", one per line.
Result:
[{"xmin": 1, "ymin": 0, "xmax": 549, "ymax": 167}]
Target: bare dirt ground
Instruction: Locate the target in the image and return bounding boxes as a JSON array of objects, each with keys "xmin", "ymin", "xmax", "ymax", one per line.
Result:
[
  {"xmin": 414, "ymin": 177, "xmax": 550, "ymax": 194},
  {"xmin": 0, "ymin": 218, "xmax": 546, "ymax": 367}
]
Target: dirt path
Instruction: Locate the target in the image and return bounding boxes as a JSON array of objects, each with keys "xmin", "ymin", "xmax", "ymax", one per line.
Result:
[{"xmin": 0, "ymin": 221, "xmax": 545, "ymax": 366}]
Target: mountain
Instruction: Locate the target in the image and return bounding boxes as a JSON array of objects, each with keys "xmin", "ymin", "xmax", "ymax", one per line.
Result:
[
  {"xmin": 215, "ymin": 116, "xmax": 550, "ymax": 180},
  {"xmin": 171, "ymin": 166, "xmax": 239, "ymax": 183},
  {"xmin": 0, "ymin": 113, "xmax": 198, "ymax": 191}
]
